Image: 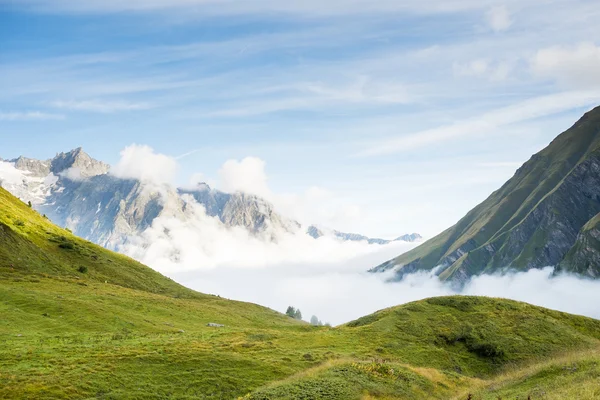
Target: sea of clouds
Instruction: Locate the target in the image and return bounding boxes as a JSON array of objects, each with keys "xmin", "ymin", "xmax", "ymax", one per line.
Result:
[{"xmin": 2, "ymin": 145, "xmax": 600, "ymax": 326}]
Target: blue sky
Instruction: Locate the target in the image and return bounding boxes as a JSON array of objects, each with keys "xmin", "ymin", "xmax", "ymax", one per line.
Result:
[{"xmin": 1, "ymin": 0, "xmax": 600, "ymax": 237}]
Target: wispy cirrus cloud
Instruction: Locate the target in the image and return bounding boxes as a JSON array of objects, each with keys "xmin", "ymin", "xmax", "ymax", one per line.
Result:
[
  {"xmin": 0, "ymin": 111, "xmax": 65, "ymax": 121},
  {"xmin": 4, "ymin": 0, "xmax": 540, "ymax": 16},
  {"xmin": 49, "ymin": 99, "xmax": 153, "ymax": 113},
  {"xmin": 359, "ymin": 90, "xmax": 600, "ymax": 156}
]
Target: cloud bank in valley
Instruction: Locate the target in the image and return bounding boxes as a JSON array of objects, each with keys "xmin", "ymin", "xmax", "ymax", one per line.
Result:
[
  {"xmin": 3, "ymin": 146, "xmax": 600, "ymax": 327},
  {"xmin": 106, "ymin": 144, "xmax": 600, "ymax": 326},
  {"xmin": 119, "ymin": 193, "xmax": 600, "ymax": 326}
]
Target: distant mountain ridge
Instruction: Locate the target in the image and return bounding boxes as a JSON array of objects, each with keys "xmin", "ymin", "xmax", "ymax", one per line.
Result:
[
  {"xmin": 0, "ymin": 149, "xmax": 419, "ymax": 252},
  {"xmin": 372, "ymin": 106, "xmax": 600, "ymax": 281},
  {"xmin": 307, "ymin": 225, "xmax": 422, "ymax": 244}
]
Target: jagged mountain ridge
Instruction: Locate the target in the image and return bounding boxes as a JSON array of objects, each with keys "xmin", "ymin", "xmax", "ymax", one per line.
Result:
[
  {"xmin": 372, "ymin": 106, "xmax": 600, "ymax": 281},
  {"xmin": 0, "ymin": 148, "xmax": 418, "ymax": 251},
  {"xmin": 307, "ymin": 225, "xmax": 422, "ymax": 244}
]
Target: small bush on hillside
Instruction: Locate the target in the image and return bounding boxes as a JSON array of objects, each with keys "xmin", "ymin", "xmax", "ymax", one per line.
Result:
[
  {"xmin": 14, "ymin": 220, "xmax": 25, "ymax": 227},
  {"xmin": 78, "ymin": 266, "xmax": 88, "ymax": 274},
  {"xmin": 286, "ymin": 306, "xmax": 303, "ymax": 320},
  {"xmin": 59, "ymin": 242, "xmax": 75, "ymax": 250}
]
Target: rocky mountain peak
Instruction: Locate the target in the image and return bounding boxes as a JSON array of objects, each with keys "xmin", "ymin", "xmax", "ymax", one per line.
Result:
[
  {"xmin": 50, "ymin": 147, "xmax": 110, "ymax": 178},
  {"xmin": 12, "ymin": 156, "xmax": 51, "ymax": 177},
  {"xmin": 395, "ymin": 233, "xmax": 423, "ymax": 242},
  {"xmin": 7, "ymin": 147, "xmax": 109, "ymax": 179}
]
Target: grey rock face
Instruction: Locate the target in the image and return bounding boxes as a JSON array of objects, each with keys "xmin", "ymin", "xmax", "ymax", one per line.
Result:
[
  {"xmin": 180, "ymin": 185, "xmax": 300, "ymax": 235},
  {"xmin": 2, "ymin": 148, "xmax": 416, "ymax": 255},
  {"xmin": 395, "ymin": 233, "xmax": 423, "ymax": 242},
  {"xmin": 50, "ymin": 147, "xmax": 110, "ymax": 177},
  {"xmin": 307, "ymin": 225, "xmax": 422, "ymax": 245},
  {"xmin": 9, "ymin": 148, "xmax": 109, "ymax": 178},
  {"xmin": 0, "ymin": 150, "xmax": 302, "ymax": 250},
  {"xmin": 559, "ymin": 213, "xmax": 600, "ymax": 277},
  {"xmin": 12, "ymin": 156, "xmax": 51, "ymax": 177},
  {"xmin": 41, "ymin": 174, "xmax": 186, "ymax": 249},
  {"xmin": 444, "ymin": 152, "xmax": 600, "ymax": 281}
]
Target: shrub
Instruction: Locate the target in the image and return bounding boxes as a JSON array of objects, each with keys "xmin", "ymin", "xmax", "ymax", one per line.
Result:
[
  {"xmin": 78, "ymin": 266, "xmax": 88, "ymax": 274},
  {"xmin": 59, "ymin": 242, "xmax": 75, "ymax": 250},
  {"xmin": 285, "ymin": 306, "xmax": 303, "ymax": 320},
  {"xmin": 14, "ymin": 220, "xmax": 25, "ymax": 227}
]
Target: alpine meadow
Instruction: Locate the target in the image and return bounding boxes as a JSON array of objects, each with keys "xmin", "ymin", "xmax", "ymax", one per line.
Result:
[{"xmin": 2, "ymin": 0, "xmax": 600, "ymax": 399}]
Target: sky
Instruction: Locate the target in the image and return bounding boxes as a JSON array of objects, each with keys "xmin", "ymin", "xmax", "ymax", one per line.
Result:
[{"xmin": 2, "ymin": 0, "xmax": 600, "ymax": 238}]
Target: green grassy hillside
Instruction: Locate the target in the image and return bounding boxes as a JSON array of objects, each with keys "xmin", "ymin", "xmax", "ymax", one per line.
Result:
[
  {"xmin": 2, "ymin": 187, "xmax": 600, "ymax": 399},
  {"xmin": 373, "ymin": 106, "xmax": 600, "ymax": 280}
]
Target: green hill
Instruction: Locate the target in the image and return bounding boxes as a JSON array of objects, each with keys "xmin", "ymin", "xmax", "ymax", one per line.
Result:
[
  {"xmin": 372, "ymin": 106, "xmax": 600, "ymax": 281},
  {"xmin": 1, "ymin": 186, "xmax": 600, "ymax": 399}
]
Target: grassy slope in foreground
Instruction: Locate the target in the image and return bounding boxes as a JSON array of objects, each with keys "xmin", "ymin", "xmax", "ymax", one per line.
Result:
[
  {"xmin": 1, "ymin": 187, "xmax": 600, "ymax": 399},
  {"xmin": 373, "ymin": 106, "xmax": 600, "ymax": 279}
]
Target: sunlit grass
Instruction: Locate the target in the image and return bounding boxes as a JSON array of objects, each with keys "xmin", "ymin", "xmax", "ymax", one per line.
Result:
[{"xmin": 1, "ymin": 187, "xmax": 600, "ymax": 399}]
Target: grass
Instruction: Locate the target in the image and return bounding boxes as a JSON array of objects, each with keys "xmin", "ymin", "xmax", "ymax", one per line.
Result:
[
  {"xmin": 1, "ymin": 187, "xmax": 600, "ymax": 399},
  {"xmin": 453, "ymin": 347, "xmax": 600, "ymax": 399}
]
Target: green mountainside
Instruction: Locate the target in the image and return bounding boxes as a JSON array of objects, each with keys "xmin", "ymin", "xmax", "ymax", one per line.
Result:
[
  {"xmin": 1, "ymin": 186, "xmax": 600, "ymax": 399},
  {"xmin": 559, "ymin": 212, "xmax": 600, "ymax": 277},
  {"xmin": 372, "ymin": 106, "xmax": 600, "ymax": 281}
]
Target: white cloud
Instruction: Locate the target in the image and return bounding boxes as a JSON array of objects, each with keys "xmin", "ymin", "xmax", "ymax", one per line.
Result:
[
  {"xmin": 454, "ymin": 59, "xmax": 489, "ymax": 77},
  {"xmin": 304, "ymin": 78, "xmax": 411, "ymax": 104},
  {"xmin": 218, "ymin": 157, "xmax": 271, "ymax": 198},
  {"xmin": 121, "ymin": 195, "xmax": 412, "ymax": 272},
  {"xmin": 166, "ymin": 242, "xmax": 600, "ymax": 325},
  {"xmin": 0, "ymin": 111, "xmax": 65, "ymax": 121},
  {"xmin": 0, "ymin": 161, "xmax": 27, "ymax": 185},
  {"xmin": 276, "ymin": 186, "xmax": 366, "ymax": 231},
  {"xmin": 486, "ymin": 5, "xmax": 512, "ymax": 32},
  {"xmin": 453, "ymin": 59, "xmax": 514, "ymax": 81},
  {"xmin": 360, "ymin": 91, "xmax": 600, "ymax": 156},
  {"xmin": 531, "ymin": 42, "xmax": 600, "ymax": 88},
  {"xmin": 110, "ymin": 144, "xmax": 179, "ymax": 184},
  {"xmin": 463, "ymin": 268, "xmax": 600, "ymax": 319},
  {"xmin": 10, "ymin": 0, "xmax": 530, "ymax": 16},
  {"xmin": 50, "ymin": 99, "xmax": 152, "ymax": 113},
  {"xmin": 59, "ymin": 167, "xmax": 85, "ymax": 181}
]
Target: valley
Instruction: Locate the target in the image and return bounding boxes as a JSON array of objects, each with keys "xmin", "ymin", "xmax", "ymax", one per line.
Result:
[{"xmin": 1, "ymin": 186, "xmax": 600, "ymax": 399}]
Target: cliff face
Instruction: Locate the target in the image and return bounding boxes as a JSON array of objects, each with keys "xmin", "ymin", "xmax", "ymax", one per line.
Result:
[
  {"xmin": 559, "ymin": 213, "xmax": 600, "ymax": 278},
  {"xmin": 372, "ymin": 106, "xmax": 600, "ymax": 281}
]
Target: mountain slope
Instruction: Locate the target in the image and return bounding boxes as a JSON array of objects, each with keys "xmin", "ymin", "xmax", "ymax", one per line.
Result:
[
  {"xmin": 0, "ymin": 186, "xmax": 191, "ymax": 296},
  {"xmin": 372, "ymin": 106, "xmax": 600, "ymax": 281},
  {"xmin": 2, "ymin": 187, "xmax": 600, "ymax": 399},
  {"xmin": 558, "ymin": 212, "xmax": 600, "ymax": 277}
]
